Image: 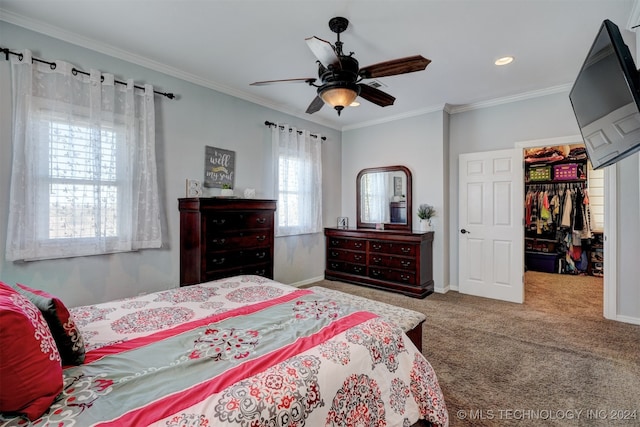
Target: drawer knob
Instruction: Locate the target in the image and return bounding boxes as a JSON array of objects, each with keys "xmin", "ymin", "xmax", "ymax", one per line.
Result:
[
  {"xmin": 401, "ymin": 260, "xmax": 411, "ymax": 267},
  {"xmin": 354, "ymin": 242, "xmax": 363, "ymax": 248},
  {"xmin": 256, "ymin": 217, "xmax": 266, "ymax": 224},
  {"xmin": 211, "ymin": 257, "xmax": 226, "ymax": 265},
  {"xmin": 400, "ymin": 274, "xmax": 410, "ymax": 281},
  {"xmin": 372, "ymin": 257, "xmax": 381, "ymax": 264},
  {"xmin": 256, "ymin": 252, "xmax": 266, "ymax": 259},
  {"xmin": 212, "ymin": 238, "xmax": 226, "ymax": 245},
  {"xmin": 400, "ymin": 247, "xmax": 411, "ymax": 253},
  {"xmin": 256, "ymin": 235, "xmax": 266, "ymax": 242},
  {"xmin": 211, "ymin": 219, "xmax": 226, "ymax": 225},
  {"xmin": 331, "ymin": 251, "xmax": 339, "ymax": 257},
  {"xmin": 372, "ymin": 244, "xmax": 382, "ymax": 250}
]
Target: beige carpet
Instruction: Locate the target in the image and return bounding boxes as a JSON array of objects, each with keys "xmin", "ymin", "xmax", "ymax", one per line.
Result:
[{"xmin": 305, "ymin": 272, "xmax": 640, "ymax": 427}]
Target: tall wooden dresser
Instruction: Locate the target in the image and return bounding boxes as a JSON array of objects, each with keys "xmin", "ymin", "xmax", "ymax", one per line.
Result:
[
  {"xmin": 324, "ymin": 227, "xmax": 434, "ymax": 298},
  {"xmin": 179, "ymin": 198, "xmax": 277, "ymax": 286}
]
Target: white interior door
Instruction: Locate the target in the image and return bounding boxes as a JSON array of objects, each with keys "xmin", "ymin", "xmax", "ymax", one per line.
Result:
[{"xmin": 459, "ymin": 149, "xmax": 524, "ymax": 303}]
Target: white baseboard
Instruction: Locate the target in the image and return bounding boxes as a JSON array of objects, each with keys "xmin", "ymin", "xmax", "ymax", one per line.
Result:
[
  {"xmin": 435, "ymin": 285, "xmax": 450, "ymax": 294},
  {"xmin": 611, "ymin": 314, "xmax": 640, "ymax": 326},
  {"xmin": 289, "ymin": 275, "xmax": 325, "ymax": 288}
]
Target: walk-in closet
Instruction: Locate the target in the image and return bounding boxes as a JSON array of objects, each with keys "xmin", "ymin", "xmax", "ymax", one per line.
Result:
[{"xmin": 524, "ymin": 144, "xmax": 604, "ymax": 278}]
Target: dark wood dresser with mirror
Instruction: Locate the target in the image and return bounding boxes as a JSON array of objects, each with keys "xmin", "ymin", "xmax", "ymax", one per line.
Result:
[
  {"xmin": 179, "ymin": 198, "xmax": 276, "ymax": 286},
  {"xmin": 325, "ymin": 227, "xmax": 434, "ymax": 298},
  {"xmin": 325, "ymin": 165, "xmax": 434, "ymax": 298}
]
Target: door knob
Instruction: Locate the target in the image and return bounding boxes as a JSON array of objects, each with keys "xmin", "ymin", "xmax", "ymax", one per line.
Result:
[{"xmin": 460, "ymin": 229, "xmax": 470, "ymax": 234}]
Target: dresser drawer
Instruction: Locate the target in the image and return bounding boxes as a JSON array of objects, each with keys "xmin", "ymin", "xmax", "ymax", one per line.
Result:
[
  {"xmin": 327, "ymin": 237, "xmax": 366, "ymax": 251},
  {"xmin": 206, "ymin": 211, "xmax": 273, "ymax": 231},
  {"xmin": 207, "ymin": 230, "xmax": 271, "ymax": 249},
  {"xmin": 327, "ymin": 248, "xmax": 366, "ymax": 264},
  {"xmin": 206, "ymin": 248, "xmax": 271, "ymax": 271},
  {"xmin": 369, "ymin": 267, "xmax": 416, "ymax": 285},
  {"xmin": 205, "ymin": 262, "xmax": 273, "ymax": 282},
  {"xmin": 369, "ymin": 254, "xmax": 414, "ymax": 270},
  {"xmin": 370, "ymin": 241, "xmax": 416, "ymax": 256},
  {"xmin": 326, "ymin": 260, "xmax": 366, "ymax": 276}
]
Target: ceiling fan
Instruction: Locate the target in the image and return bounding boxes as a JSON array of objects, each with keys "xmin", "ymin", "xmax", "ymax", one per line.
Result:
[{"xmin": 250, "ymin": 17, "xmax": 431, "ymax": 116}]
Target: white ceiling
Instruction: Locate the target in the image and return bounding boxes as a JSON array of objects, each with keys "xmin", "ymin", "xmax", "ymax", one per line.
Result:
[{"xmin": 0, "ymin": 0, "xmax": 637, "ymax": 130}]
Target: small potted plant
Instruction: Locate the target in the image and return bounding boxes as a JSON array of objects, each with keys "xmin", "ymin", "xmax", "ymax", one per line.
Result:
[
  {"xmin": 417, "ymin": 204, "xmax": 436, "ymax": 231},
  {"xmin": 220, "ymin": 183, "xmax": 234, "ymax": 197}
]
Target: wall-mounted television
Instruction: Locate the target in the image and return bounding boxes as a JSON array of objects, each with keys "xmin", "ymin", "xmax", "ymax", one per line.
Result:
[{"xmin": 569, "ymin": 19, "xmax": 640, "ymax": 169}]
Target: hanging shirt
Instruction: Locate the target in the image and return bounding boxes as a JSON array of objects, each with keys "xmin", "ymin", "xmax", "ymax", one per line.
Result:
[{"xmin": 561, "ymin": 188, "xmax": 573, "ymax": 227}]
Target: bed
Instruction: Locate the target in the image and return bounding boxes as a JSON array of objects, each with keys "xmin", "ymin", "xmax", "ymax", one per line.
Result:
[{"xmin": 0, "ymin": 275, "xmax": 448, "ymax": 426}]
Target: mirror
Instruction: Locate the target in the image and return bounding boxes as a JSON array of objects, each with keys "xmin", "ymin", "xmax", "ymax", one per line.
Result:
[{"xmin": 356, "ymin": 165, "xmax": 412, "ymax": 232}]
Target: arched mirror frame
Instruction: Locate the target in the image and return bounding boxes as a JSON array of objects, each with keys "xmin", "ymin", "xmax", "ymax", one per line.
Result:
[{"xmin": 356, "ymin": 165, "xmax": 412, "ymax": 232}]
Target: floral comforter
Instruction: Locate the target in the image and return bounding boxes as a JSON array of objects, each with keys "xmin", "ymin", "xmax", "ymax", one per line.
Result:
[{"xmin": 2, "ymin": 275, "xmax": 448, "ymax": 426}]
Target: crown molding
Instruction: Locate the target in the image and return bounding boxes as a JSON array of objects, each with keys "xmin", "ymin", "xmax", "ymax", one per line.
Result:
[{"xmin": 446, "ymin": 83, "xmax": 572, "ymax": 114}]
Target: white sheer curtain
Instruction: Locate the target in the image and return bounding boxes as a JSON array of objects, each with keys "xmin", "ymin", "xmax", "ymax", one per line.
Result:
[
  {"xmin": 6, "ymin": 50, "xmax": 161, "ymax": 261},
  {"xmin": 362, "ymin": 172, "xmax": 390, "ymax": 223},
  {"xmin": 272, "ymin": 124, "xmax": 322, "ymax": 236}
]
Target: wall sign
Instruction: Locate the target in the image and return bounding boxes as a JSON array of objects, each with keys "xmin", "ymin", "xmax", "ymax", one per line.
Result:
[
  {"xmin": 394, "ymin": 176, "xmax": 403, "ymax": 196},
  {"xmin": 204, "ymin": 146, "xmax": 235, "ymax": 188}
]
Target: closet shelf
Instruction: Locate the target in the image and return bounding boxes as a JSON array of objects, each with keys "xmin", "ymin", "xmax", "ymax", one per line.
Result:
[
  {"xmin": 525, "ymin": 157, "xmax": 588, "ymax": 166},
  {"xmin": 525, "ymin": 237, "xmax": 556, "ymax": 243},
  {"xmin": 525, "ymin": 179, "xmax": 587, "ymax": 185}
]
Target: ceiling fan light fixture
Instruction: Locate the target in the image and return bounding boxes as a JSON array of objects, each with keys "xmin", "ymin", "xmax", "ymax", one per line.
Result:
[{"xmin": 319, "ymin": 86, "xmax": 359, "ymax": 113}]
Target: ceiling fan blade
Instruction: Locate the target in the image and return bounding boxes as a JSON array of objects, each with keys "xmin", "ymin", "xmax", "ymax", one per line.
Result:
[
  {"xmin": 358, "ymin": 83, "xmax": 396, "ymax": 107},
  {"xmin": 305, "ymin": 36, "xmax": 341, "ymax": 69},
  {"xmin": 250, "ymin": 78, "xmax": 316, "ymax": 86},
  {"xmin": 359, "ymin": 55, "xmax": 431, "ymax": 79},
  {"xmin": 305, "ymin": 96, "xmax": 325, "ymax": 114}
]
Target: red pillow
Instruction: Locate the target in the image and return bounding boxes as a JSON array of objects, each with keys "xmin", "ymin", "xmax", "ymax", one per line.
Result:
[
  {"xmin": 0, "ymin": 282, "xmax": 63, "ymax": 420},
  {"xmin": 16, "ymin": 283, "xmax": 85, "ymax": 366}
]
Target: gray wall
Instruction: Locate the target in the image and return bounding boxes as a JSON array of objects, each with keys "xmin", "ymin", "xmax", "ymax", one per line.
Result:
[
  {"xmin": 342, "ymin": 111, "xmax": 449, "ymax": 293},
  {"xmin": 0, "ymin": 23, "xmax": 341, "ymax": 307}
]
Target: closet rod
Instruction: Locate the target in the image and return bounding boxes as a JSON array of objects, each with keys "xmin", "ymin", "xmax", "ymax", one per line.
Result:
[
  {"xmin": 264, "ymin": 121, "xmax": 326, "ymax": 141},
  {"xmin": 1, "ymin": 47, "xmax": 175, "ymax": 99}
]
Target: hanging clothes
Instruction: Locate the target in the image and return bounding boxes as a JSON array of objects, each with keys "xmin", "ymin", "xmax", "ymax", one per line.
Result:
[
  {"xmin": 561, "ymin": 188, "xmax": 573, "ymax": 228},
  {"xmin": 525, "ymin": 179, "xmax": 594, "ymax": 275}
]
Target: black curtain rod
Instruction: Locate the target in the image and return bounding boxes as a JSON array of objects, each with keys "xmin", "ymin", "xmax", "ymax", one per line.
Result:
[
  {"xmin": 1, "ymin": 47, "xmax": 175, "ymax": 99},
  {"xmin": 264, "ymin": 121, "xmax": 326, "ymax": 141}
]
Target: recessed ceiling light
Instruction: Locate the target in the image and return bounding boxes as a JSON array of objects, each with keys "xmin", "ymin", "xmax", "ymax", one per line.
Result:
[
  {"xmin": 350, "ymin": 101, "xmax": 360, "ymax": 107},
  {"xmin": 495, "ymin": 56, "xmax": 514, "ymax": 66}
]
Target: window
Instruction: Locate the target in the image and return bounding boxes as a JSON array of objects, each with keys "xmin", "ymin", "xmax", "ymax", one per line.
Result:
[
  {"xmin": 587, "ymin": 161, "xmax": 605, "ymax": 231},
  {"xmin": 272, "ymin": 125, "xmax": 322, "ymax": 236},
  {"xmin": 41, "ymin": 118, "xmax": 122, "ymax": 241},
  {"xmin": 6, "ymin": 50, "xmax": 161, "ymax": 261}
]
